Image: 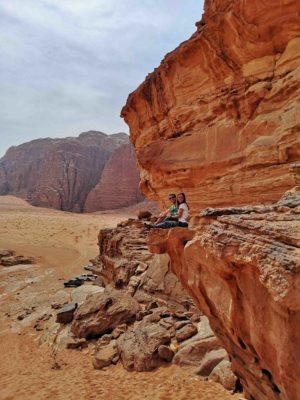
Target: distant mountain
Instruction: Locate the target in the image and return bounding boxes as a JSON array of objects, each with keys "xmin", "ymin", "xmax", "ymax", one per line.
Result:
[{"xmin": 0, "ymin": 131, "xmax": 143, "ymax": 212}]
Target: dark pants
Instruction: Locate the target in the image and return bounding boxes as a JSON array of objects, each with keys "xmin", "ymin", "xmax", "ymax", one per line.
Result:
[{"xmin": 154, "ymin": 220, "xmax": 188, "ymax": 229}]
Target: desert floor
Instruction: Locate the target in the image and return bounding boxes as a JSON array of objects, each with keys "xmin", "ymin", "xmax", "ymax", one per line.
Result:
[{"xmin": 0, "ymin": 196, "xmax": 240, "ymax": 400}]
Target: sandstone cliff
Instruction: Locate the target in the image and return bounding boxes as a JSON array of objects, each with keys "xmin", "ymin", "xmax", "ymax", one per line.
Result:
[
  {"xmin": 0, "ymin": 131, "xmax": 142, "ymax": 212},
  {"xmin": 121, "ymin": 1, "xmax": 300, "ymax": 399},
  {"xmin": 121, "ymin": 0, "xmax": 300, "ymax": 211},
  {"xmin": 148, "ymin": 189, "xmax": 300, "ymax": 400},
  {"xmin": 84, "ymin": 144, "xmax": 143, "ymax": 212}
]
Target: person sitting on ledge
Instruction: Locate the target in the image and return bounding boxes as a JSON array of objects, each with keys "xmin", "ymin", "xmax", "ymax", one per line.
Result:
[
  {"xmin": 154, "ymin": 193, "xmax": 178, "ymax": 224},
  {"xmin": 145, "ymin": 192, "xmax": 189, "ymax": 229}
]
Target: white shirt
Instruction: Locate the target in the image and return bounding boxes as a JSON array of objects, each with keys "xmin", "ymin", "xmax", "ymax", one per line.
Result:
[{"xmin": 178, "ymin": 203, "xmax": 189, "ymax": 223}]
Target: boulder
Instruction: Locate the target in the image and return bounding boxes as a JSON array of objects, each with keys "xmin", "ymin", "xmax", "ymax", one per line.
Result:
[
  {"xmin": 71, "ymin": 286, "xmax": 140, "ymax": 338},
  {"xmin": 158, "ymin": 345, "xmax": 174, "ymax": 362},
  {"xmin": 175, "ymin": 323, "xmax": 197, "ymax": 342},
  {"xmin": 56, "ymin": 302, "xmax": 78, "ymax": 324},
  {"xmin": 173, "ymin": 335, "xmax": 222, "ymax": 366},
  {"xmin": 117, "ymin": 321, "xmax": 172, "ymax": 371},
  {"xmin": 210, "ymin": 360, "xmax": 237, "ymax": 391},
  {"xmin": 70, "ymin": 285, "xmax": 104, "ymax": 305}
]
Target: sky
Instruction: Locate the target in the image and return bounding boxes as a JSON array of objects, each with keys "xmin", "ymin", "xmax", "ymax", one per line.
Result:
[{"xmin": 0, "ymin": 0, "xmax": 204, "ymax": 157}]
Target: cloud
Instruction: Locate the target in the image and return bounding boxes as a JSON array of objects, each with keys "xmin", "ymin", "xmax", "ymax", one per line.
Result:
[{"xmin": 0, "ymin": 0, "xmax": 204, "ymax": 156}]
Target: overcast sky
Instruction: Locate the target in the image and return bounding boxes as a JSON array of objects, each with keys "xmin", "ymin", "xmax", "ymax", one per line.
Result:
[{"xmin": 0, "ymin": 0, "xmax": 204, "ymax": 157}]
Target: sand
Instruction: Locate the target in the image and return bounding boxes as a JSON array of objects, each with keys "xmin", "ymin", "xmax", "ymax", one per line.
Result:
[{"xmin": 0, "ymin": 196, "xmax": 241, "ymax": 400}]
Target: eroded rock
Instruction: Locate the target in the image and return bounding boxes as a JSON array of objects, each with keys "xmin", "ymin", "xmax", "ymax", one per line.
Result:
[
  {"xmin": 93, "ymin": 340, "xmax": 119, "ymax": 369},
  {"xmin": 148, "ymin": 191, "xmax": 300, "ymax": 399},
  {"xmin": 117, "ymin": 320, "xmax": 172, "ymax": 371},
  {"xmin": 210, "ymin": 360, "xmax": 238, "ymax": 391},
  {"xmin": 71, "ymin": 286, "xmax": 140, "ymax": 338}
]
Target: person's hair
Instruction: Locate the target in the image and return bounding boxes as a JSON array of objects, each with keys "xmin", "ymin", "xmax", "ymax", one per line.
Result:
[
  {"xmin": 177, "ymin": 192, "xmax": 189, "ymax": 209},
  {"xmin": 168, "ymin": 193, "xmax": 176, "ymax": 199}
]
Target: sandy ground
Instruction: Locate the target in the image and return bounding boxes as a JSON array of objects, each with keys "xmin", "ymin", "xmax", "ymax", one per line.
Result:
[{"xmin": 0, "ymin": 196, "xmax": 241, "ymax": 400}]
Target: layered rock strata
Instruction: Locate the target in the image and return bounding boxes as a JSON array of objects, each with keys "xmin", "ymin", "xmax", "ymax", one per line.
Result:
[
  {"xmin": 121, "ymin": 0, "xmax": 300, "ymax": 211},
  {"xmin": 0, "ymin": 131, "xmax": 142, "ymax": 212},
  {"xmin": 91, "ymin": 218, "xmax": 191, "ymax": 306},
  {"xmin": 84, "ymin": 144, "xmax": 143, "ymax": 212},
  {"xmin": 147, "ymin": 189, "xmax": 300, "ymax": 400}
]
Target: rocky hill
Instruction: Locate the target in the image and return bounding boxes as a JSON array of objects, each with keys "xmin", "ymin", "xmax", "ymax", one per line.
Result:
[
  {"xmin": 121, "ymin": 1, "xmax": 300, "ymax": 399},
  {"xmin": 0, "ymin": 131, "xmax": 142, "ymax": 212}
]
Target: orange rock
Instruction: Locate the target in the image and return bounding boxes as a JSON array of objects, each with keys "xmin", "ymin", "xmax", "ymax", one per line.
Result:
[
  {"xmin": 121, "ymin": 0, "xmax": 300, "ymax": 212},
  {"xmin": 147, "ymin": 189, "xmax": 300, "ymax": 400}
]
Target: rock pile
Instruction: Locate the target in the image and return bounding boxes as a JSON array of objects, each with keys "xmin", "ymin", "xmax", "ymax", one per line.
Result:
[{"xmin": 54, "ymin": 217, "xmax": 238, "ymax": 392}]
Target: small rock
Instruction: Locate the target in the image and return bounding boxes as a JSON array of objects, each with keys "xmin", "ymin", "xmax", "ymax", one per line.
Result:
[
  {"xmin": 173, "ymin": 311, "xmax": 189, "ymax": 320},
  {"xmin": 158, "ymin": 345, "xmax": 174, "ymax": 362},
  {"xmin": 93, "ymin": 341, "xmax": 119, "ymax": 369},
  {"xmin": 51, "ymin": 302, "xmax": 64, "ymax": 310},
  {"xmin": 143, "ymin": 312, "xmax": 161, "ymax": 324},
  {"xmin": 66, "ymin": 338, "xmax": 87, "ymax": 349},
  {"xmin": 84, "ymin": 264, "xmax": 94, "ymax": 271},
  {"xmin": 175, "ymin": 323, "xmax": 198, "ymax": 342},
  {"xmin": 64, "ymin": 278, "xmax": 83, "ymax": 288},
  {"xmin": 34, "ymin": 323, "xmax": 43, "ymax": 331},
  {"xmin": 56, "ymin": 302, "xmax": 78, "ymax": 324},
  {"xmin": 136, "ymin": 310, "xmax": 151, "ymax": 321},
  {"xmin": 174, "ymin": 320, "xmax": 189, "ymax": 330}
]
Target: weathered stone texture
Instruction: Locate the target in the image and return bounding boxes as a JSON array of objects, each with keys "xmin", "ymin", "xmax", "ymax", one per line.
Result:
[
  {"xmin": 148, "ymin": 190, "xmax": 300, "ymax": 400},
  {"xmin": 121, "ymin": 0, "xmax": 300, "ymax": 212}
]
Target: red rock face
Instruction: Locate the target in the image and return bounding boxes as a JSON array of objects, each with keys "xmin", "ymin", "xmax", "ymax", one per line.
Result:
[
  {"xmin": 121, "ymin": 0, "xmax": 300, "ymax": 211},
  {"xmin": 84, "ymin": 144, "xmax": 143, "ymax": 212},
  {"xmin": 121, "ymin": 1, "xmax": 300, "ymax": 399},
  {"xmin": 147, "ymin": 189, "xmax": 300, "ymax": 400},
  {"xmin": 0, "ymin": 131, "xmax": 142, "ymax": 212}
]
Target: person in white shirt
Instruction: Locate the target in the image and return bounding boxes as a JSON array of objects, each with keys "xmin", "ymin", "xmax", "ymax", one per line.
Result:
[
  {"xmin": 145, "ymin": 192, "xmax": 189, "ymax": 229},
  {"xmin": 177, "ymin": 192, "xmax": 189, "ymax": 227}
]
